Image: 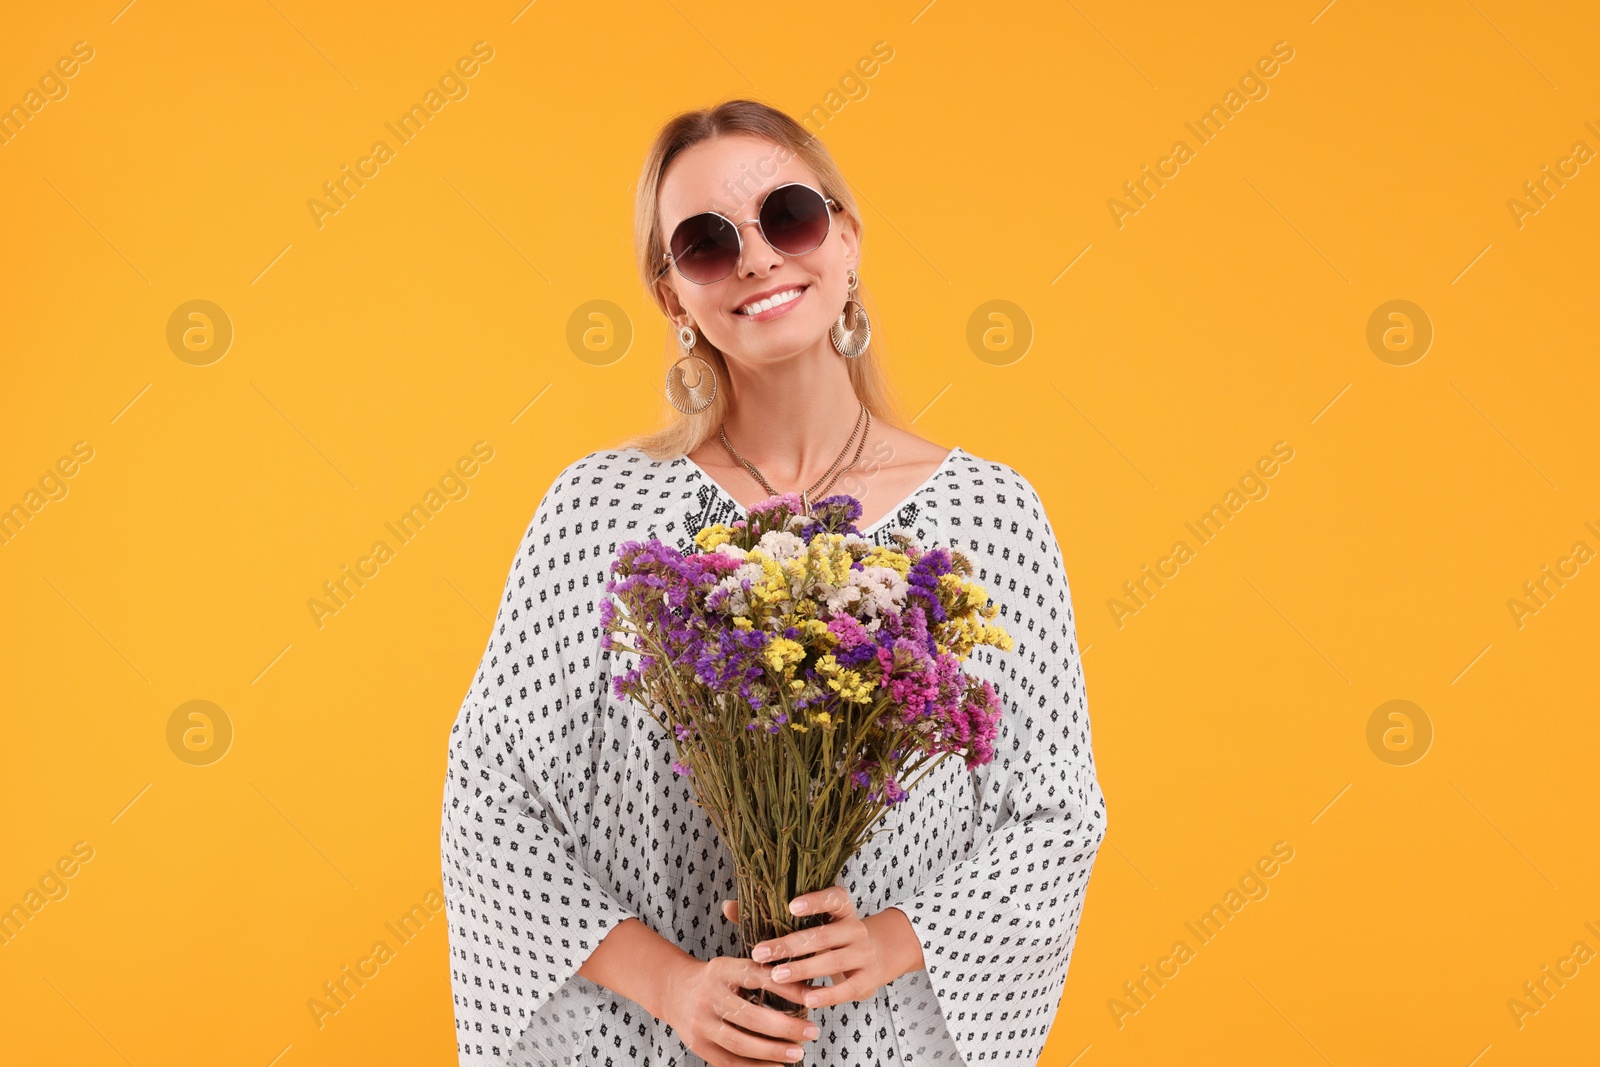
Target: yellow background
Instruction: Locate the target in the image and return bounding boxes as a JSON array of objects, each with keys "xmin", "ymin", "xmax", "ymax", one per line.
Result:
[{"xmin": 3, "ymin": 1, "xmax": 1597, "ymax": 1063}]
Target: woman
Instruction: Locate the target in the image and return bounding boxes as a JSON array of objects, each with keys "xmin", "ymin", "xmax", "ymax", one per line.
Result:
[{"xmin": 440, "ymin": 99, "xmax": 1107, "ymax": 1067}]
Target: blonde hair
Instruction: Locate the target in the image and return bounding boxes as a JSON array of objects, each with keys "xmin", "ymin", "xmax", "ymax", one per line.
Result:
[{"xmin": 616, "ymin": 98, "xmax": 906, "ymax": 460}]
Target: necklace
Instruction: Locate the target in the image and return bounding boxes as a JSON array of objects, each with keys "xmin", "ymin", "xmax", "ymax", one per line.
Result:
[{"xmin": 718, "ymin": 403, "xmax": 872, "ymax": 515}]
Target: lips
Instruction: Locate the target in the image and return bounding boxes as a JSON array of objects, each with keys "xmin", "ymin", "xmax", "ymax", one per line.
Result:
[{"xmin": 735, "ymin": 284, "xmax": 808, "ymax": 317}]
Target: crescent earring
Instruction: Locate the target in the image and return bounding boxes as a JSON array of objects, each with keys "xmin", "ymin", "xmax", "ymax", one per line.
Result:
[
  {"xmin": 665, "ymin": 319, "xmax": 718, "ymax": 415},
  {"xmin": 830, "ymin": 268, "xmax": 871, "ymax": 359}
]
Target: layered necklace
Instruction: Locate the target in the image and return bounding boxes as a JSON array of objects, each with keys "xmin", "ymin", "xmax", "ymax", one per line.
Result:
[{"xmin": 718, "ymin": 402, "xmax": 872, "ymax": 516}]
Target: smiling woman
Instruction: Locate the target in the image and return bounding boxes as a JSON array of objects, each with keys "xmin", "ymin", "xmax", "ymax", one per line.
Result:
[{"xmin": 440, "ymin": 99, "xmax": 1107, "ymax": 1067}]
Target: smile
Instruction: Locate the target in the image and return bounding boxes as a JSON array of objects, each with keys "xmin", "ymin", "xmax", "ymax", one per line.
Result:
[{"xmin": 735, "ymin": 286, "xmax": 806, "ymax": 318}]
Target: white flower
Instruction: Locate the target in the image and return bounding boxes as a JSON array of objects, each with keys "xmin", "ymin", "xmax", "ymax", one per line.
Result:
[
  {"xmin": 756, "ymin": 530, "xmax": 806, "ymax": 561},
  {"xmin": 824, "ymin": 584, "xmax": 864, "ymax": 615},
  {"xmin": 849, "ymin": 565, "xmax": 907, "ymax": 617}
]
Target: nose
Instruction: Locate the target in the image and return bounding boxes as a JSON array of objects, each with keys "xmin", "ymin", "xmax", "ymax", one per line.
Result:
[{"xmin": 734, "ymin": 218, "xmax": 783, "ymax": 277}]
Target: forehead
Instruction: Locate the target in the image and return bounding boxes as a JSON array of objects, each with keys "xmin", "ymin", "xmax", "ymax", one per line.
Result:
[{"xmin": 658, "ymin": 132, "xmax": 821, "ymax": 232}]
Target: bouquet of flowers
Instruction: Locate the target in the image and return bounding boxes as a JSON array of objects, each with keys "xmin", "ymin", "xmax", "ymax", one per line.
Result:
[{"xmin": 599, "ymin": 492, "xmax": 1014, "ymax": 1015}]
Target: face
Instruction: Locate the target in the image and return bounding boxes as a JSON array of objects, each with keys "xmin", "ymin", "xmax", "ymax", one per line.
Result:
[{"xmin": 656, "ymin": 133, "xmax": 859, "ymax": 366}]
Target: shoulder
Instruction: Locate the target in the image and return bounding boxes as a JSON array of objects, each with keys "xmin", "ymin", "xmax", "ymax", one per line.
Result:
[
  {"xmin": 942, "ymin": 448, "xmax": 1053, "ymax": 520},
  {"xmin": 533, "ymin": 447, "xmax": 687, "ymax": 511},
  {"xmin": 520, "ymin": 447, "xmax": 702, "ymax": 551}
]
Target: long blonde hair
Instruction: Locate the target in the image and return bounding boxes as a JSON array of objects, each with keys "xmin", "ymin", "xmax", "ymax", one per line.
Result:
[{"xmin": 616, "ymin": 98, "xmax": 906, "ymax": 460}]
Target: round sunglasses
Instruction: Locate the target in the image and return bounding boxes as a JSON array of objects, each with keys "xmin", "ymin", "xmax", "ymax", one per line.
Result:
[{"xmin": 656, "ymin": 182, "xmax": 840, "ymax": 285}]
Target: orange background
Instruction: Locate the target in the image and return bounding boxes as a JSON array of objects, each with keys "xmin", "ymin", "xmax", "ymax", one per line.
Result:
[{"xmin": 3, "ymin": 1, "xmax": 1598, "ymax": 1064}]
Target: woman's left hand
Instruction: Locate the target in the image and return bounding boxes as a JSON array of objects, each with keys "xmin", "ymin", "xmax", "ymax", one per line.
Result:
[{"xmin": 720, "ymin": 885, "xmax": 893, "ymax": 1009}]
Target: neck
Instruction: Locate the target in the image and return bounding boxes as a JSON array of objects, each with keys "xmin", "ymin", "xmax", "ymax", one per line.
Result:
[{"xmin": 718, "ymin": 339, "xmax": 864, "ymax": 489}]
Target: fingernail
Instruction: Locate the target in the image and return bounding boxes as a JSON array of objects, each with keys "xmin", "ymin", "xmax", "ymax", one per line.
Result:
[
  {"xmin": 803, "ymin": 1025, "xmax": 820, "ymax": 1039},
  {"xmin": 753, "ymin": 947, "xmax": 771, "ymax": 962},
  {"xmin": 771, "ymin": 966, "xmax": 790, "ymax": 980},
  {"xmin": 805, "ymin": 994, "xmax": 819, "ymax": 1007},
  {"xmin": 791, "ymin": 900, "xmax": 809, "ymax": 914}
]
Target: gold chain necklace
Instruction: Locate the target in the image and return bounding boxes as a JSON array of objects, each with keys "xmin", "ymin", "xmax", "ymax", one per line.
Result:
[{"xmin": 718, "ymin": 403, "xmax": 872, "ymax": 515}]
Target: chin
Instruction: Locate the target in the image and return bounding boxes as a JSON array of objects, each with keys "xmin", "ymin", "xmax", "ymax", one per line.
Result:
[{"xmin": 718, "ymin": 315, "xmax": 833, "ymax": 361}]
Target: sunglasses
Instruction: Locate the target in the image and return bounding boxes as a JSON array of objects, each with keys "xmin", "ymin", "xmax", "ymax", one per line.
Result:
[{"xmin": 656, "ymin": 182, "xmax": 840, "ymax": 285}]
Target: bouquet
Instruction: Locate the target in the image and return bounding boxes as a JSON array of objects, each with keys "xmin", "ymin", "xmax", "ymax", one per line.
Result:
[{"xmin": 599, "ymin": 492, "xmax": 1014, "ymax": 1016}]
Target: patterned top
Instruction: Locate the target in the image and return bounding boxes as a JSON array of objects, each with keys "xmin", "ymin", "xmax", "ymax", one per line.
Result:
[{"xmin": 440, "ymin": 445, "xmax": 1108, "ymax": 1065}]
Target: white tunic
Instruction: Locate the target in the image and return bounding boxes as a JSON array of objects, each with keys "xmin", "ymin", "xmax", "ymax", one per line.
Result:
[{"xmin": 440, "ymin": 445, "xmax": 1108, "ymax": 1065}]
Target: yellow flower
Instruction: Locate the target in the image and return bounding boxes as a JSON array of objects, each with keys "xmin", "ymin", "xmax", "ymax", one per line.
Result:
[
  {"xmin": 733, "ymin": 616, "xmax": 753, "ymax": 630},
  {"xmin": 816, "ymin": 653, "xmax": 874, "ymax": 703},
  {"xmin": 694, "ymin": 525, "xmax": 735, "ymax": 552},
  {"xmin": 764, "ymin": 636, "xmax": 806, "ymax": 675},
  {"xmin": 863, "ymin": 545, "xmax": 912, "ymax": 577},
  {"xmin": 746, "ymin": 550, "xmax": 790, "ymax": 608},
  {"xmin": 799, "ymin": 618, "xmax": 834, "ymax": 647}
]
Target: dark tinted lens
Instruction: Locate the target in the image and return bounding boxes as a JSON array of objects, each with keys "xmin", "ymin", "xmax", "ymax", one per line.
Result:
[
  {"xmin": 670, "ymin": 212, "xmax": 740, "ymax": 283},
  {"xmin": 759, "ymin": 185, "xmax": 830, "ymax": 255}
]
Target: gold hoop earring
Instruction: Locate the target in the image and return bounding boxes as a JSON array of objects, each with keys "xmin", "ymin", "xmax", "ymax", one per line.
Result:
[
  {"xmin": 666, "ymin": 320, "xmax": 717, "ymax": 415},
  {"xmin": 831, "ymin": 268, "xmax": 871, "ymax": 359}
]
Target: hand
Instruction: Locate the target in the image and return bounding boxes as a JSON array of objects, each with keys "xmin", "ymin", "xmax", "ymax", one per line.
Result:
[
  {"xmin": 721, "ymin": 884, "xmax": 894, "ymax": 1010},
  {"xmin": 659, "ymin": 951, "xmax": 822, "ymax": 1067}
]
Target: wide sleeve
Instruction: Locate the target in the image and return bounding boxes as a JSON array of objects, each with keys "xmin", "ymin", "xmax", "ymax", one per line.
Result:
[
  {"xmin": 882, "ymin": 469, "xmax": 1108, "ymax": 1065},
  {"xmin": 439, "ymin": 465, "xmax": 642, "ymax": 1066}
]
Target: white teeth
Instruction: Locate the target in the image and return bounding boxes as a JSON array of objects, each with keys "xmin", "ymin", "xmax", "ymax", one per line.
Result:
[{"xmin": 738, "ymin": 287, "xmax": 803, "ymax": 315}]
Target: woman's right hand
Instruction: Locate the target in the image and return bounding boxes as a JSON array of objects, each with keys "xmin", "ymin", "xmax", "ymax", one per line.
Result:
[{"xmin": 660, "ymin": 945, "xmax": 822, "ymax": 1066}]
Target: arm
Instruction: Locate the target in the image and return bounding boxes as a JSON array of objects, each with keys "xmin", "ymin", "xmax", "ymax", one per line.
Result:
[
  {"xmin": 577, "ymin": 918, "xmax": 697, "ymax": 1020},
  {"xmin": 441, "ymin": 467, "xmax": 647, "ymax": 1064},
  {"xmin": 862, "ymin": 906, "xmax": 925, "ymax": 982}
]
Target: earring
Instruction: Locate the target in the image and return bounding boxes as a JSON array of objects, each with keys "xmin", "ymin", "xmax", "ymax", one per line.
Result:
[
  {"xmin": 665, "ymin": 319, "xmax": 717, "ymax": 415},
  {"xmin": 830, "ymin": 268, "xmax": 871, "ymax": 359}
]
